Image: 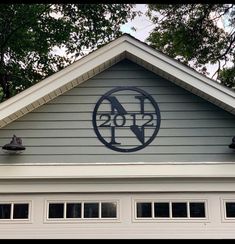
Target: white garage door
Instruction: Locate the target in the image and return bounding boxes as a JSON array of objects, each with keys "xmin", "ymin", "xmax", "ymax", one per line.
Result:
[{"xmin": 0, "ymin": 192, "xmax": 235, "ymax": 239}]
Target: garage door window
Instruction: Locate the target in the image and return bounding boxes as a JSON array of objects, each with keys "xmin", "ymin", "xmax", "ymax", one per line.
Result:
[
  {"xmin": 136, "ymin": 201, "xmax": 206, "ymax": 219},
  {"xmin": 0, "ymin": 202, "xmax": 29, "ymax": 220},
  {"xmin": 66, "ymin": 203, "xmax": 81, "ymax": 218},
  {"xmin": 225, "ymin": 202, "xmax": 235, "ymax": 218},
  {"xmin": 47, "ymin": 201, "xmax": 117, "ymax": 220},
  {"xmin": 48, "ymin": 203, "xmax": 64, "ymax": 218}
]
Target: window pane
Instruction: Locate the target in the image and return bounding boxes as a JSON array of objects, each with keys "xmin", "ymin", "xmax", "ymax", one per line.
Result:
[
  {"xmin": 172, "ymin": 202, "xmax": 187, "ymax": 218},
  {"xmin": 154, "ymin": 202, "xmax": 170, "ymax": 218},
  {"xmin": 13, "ymin": 204, "xmax": 29, "ymax": 219},
  {"xmin": 137, "ymin": 202, "xmax": 152, "ymax": 218},
  {"xmin": 226, "ymin": 202, "xmax": 235, "ymax": 218},
  {"xmin": 0, "ymin": 204, "xmax": 11, "ymax": 219},
  {"xmin": 48, "ymin": 203, "xmax": 64, "ymax": 219},
  {"xmin": 101, "ymin": 202, "xmax": 117, "ymax": 218},
  {"xmin": 190, "ymin": 202, "xmax": 205, "ymax": 218},
  {"xmin": 84, "ymin": 203, "xmax": 99, "ymax": 218},
  {"xmin": 66, "ymin": 203, "xmax": 81, "ymax": 218}
]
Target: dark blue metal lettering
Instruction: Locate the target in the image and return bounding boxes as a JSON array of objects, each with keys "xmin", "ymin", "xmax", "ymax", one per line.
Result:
[
  {"xmin": 135, "ymin": 96, "xmax": 147, "ymax": 114},
  {"xmin": 113, "ymin": 114, "xmax": 126, "ymax": 127},
  {"xmin": 110, "ymin": 126, "xmax": 120, "ymax": 145},
  {"xmin": 92, "ymin": 87, "xmax": 161, "ymax": 153},
  {"xmin": 130, "ymin": 125, "xmax": 145, "ymax": 144},
  {"xmin": 105, "ymin": 96, "xmax": 127, "ymax": 115},
  {"xmin": 99, "ymin": 114, "xmax": 111, "ymax": 127}
]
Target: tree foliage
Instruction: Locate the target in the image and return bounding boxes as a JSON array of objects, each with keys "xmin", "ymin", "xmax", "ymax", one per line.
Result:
[
  {"xmin": 0, "ymin": 4, "xmax": 138, "ymax": 101},
  {"xmin": 147, "ymin": 4, "xmax": 235, "ymax": 89}
]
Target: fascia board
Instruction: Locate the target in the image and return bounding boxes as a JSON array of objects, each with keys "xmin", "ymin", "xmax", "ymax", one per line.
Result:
[
  {"xmin": 123, "ymin": 40, "xmax": 235, "ymax": 110},
  {"xmin": 0, "ymin": 38, "xmax": 129, "ymax": 121},
  {"xmin": 124, "ymin": 36, "xmax": 235, "ymax": 98}
]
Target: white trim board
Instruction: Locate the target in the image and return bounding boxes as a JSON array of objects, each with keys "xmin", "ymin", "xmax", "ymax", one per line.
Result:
[
  {"xmin": 1, "ymin": 163, "xmax": 235, "ymax": 179},
  {"xmin": 0, "ymin": 34, "xmax": 235, "ymax": 128},
  {"xmin": 0, "ymin": 178, "xmax": 235, "ymax": 193}
]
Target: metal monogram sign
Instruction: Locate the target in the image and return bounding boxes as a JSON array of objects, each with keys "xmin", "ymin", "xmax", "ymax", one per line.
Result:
[{"xmin": 92, "ymin": 87, "xmax": 161, "ymax": 152}]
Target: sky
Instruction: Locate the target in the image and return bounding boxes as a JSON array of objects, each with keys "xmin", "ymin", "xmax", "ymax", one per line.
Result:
[{"xmin": 120, "ymin": 4, "xmax": 154, "ymax": 42}]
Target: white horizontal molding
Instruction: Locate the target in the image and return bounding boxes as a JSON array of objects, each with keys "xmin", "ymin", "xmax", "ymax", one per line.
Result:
[
  {"xmin": 1, "ymin": 178, "xmax": 235, "ymax": 193},
  {"xmin": 0, "ymin": 163, "xmax": 235, "ymax": 179}
]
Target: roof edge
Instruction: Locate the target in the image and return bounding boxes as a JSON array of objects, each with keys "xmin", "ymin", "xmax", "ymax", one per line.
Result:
[{"xmin": 0, "ymin": 34, "xmax": 235, "ymax": 128}]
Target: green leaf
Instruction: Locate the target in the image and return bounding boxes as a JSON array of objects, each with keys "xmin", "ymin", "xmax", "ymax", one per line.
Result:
[
  {"xmin": 0, "ymin": 4, "xmax": 137, "ymax": 101},
  {"xmin": 146, "ymin": 4, "xmax": 235, "ymax": 89}
]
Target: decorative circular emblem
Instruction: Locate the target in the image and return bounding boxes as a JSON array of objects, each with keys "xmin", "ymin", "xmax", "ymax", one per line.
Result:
[{"xmin": 92, "ymin": 87, "xmax": 161, "ymax": 152}]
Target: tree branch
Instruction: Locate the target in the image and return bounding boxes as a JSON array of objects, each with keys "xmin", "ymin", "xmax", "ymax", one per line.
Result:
[
  {"xmin": 0, "ymin": 4, "xmax": 53, "ymax": 51},
  {"xmin": 210, "ymin": 5, "xmax": 234, "ymax": 23},
  {"xmin": 212, "ymin": 60, "xmax": 221, "ymax": 79},
  {"xmin": 216, "ymin": 31, "xmax": 235, "ymax": 60}
]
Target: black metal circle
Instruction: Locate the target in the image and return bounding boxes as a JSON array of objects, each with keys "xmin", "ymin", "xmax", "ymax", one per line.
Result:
[{"xmin": 92, "ymin": 87, "xmax": 161, "ymax": 152}]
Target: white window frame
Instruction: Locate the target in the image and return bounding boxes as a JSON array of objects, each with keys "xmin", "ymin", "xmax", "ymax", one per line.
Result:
[
  {"xmin": 44, "ymin": 199, "xmax": 120, "ymax": 223},
  {"xmin": 0, "ymin": 200, "xmax": 32, "ymax": 223},
  {"xmin": 133, "ymin": 198, "xmax": 209, "ymax": 223},
  {"xmin": 221, "ymin": 198, "xmax": 235, "ymax": 222}
]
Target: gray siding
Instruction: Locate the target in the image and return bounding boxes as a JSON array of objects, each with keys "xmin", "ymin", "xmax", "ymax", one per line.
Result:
[{"xmin": 0, "ymin": 59, "xmax": 235, "ymax": 163}]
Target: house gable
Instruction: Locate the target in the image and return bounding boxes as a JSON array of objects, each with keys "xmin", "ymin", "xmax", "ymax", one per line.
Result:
[
  {"xmin": 0, "ymin": 59, "xmax": 234, "ymax": 164},
  {"xmin": 0, "ymin": 36, "xmax": 235, "ymax": 239},
  {"xmin": 0, "ymin": 34, "xmax": 235, "ymax": 129}
]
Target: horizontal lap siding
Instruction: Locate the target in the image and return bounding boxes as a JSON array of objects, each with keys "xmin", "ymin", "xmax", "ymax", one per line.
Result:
[{"xmin": 0, "ymin": 59, "xmax": 235, "ymax": 163}]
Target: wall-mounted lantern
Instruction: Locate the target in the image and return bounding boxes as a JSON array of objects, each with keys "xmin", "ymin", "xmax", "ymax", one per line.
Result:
[
  {"xmin": 2, "ymin": 135, "xmax": 25, "ymax": 152},
  {"xmin": 229, "ymin": 136, "xmax": 235, "ymax": 149}
]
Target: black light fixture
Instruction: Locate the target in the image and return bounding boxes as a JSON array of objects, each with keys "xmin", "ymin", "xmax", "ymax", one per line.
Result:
[
  {"xmin": 229, "ymin": 136, "xmax": 235, "ymax": 149},
  {"xmin": 2, "ymin": 135, "xmax": 25, "ymax": 151}
]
